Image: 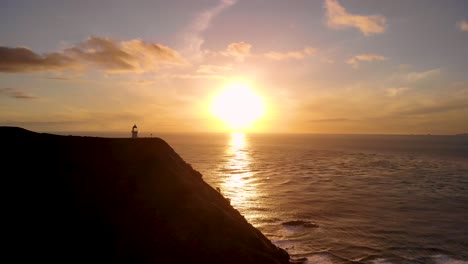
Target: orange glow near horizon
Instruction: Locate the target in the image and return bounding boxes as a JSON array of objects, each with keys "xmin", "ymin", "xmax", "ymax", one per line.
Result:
[{"xmin": 211, "ymin": 83, "xmax": 265, "ymax": 132}]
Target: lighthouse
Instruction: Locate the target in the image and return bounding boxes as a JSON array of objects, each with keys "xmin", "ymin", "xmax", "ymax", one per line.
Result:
[{"xmin": 131, "ymin": 124, "xmax": 138, "ymax": 138}]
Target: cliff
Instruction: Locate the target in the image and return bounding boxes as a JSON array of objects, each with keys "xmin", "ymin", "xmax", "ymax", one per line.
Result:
[{"xmin": 1, "ymin": 127, "xmax": 289, "ymax": 264}]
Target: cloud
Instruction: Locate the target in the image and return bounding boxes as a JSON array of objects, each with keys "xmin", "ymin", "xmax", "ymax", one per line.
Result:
[
  {"xmin": 396, "ymin": 100, "xmax": 468, "ymax": 116},
  {"xmin": 0, "ymin": 88, "xmax": 37, "ymax": 99},
  {"xmin": 389, "ymin": 87, "xmax": 468, "ymax": 117},
  {"xmin": 457, "ymin": 20, "xmax": 468, "ymax": 31},
  {"xmin": 321, "ymin": 58, "xmax": 335, "ymax": 64},
  {"xmin": 0, "ymin": 111, "xmax": 142, "ymax": 130},
  {"xmin": 0, "ymin": 120, "xmax": 78, "ymax": 127},
  {"xmin": 324, "ymin": 0, "xmax": 386, "ymax": 36},
  {"xmin": 183, "ymin": 0, "xmax": 237, "ymax": 56},
  {"xmin": 196, "ymin": 64, "xmax": 232, "ymax": 74},
  {"xmin": 157, "ymin": 73, "xmax": 225, "ymax": 80},
  {"xmin": 388, "ymin": 68, "xmax": 441, "ymax": 85},
  {"xmin": 309, "ymin": 118, "xmax": 354, "ymax": 123},
  {"xmin": 0, "ymin": 36, "xmax": 186, "ymax": 74},
  {"xmin": 0, "ymin": 47, "xmax": 76, "ymax": 73},
  {"xmin": 220, "ymin": 41, "xmax": 252, "ymax": 61},
  {"xmin": 212, "ymin": 43, "xmax": 317, "ymax": 62},
  {"xmin": 43, "ymin": 77, "xmax": 73, "ymax": 81},
  {"xmin": 67, "ymin": 37, "xmax": 187, "ymax": 73},
  {"xmin": 264, "ymin": 47, "xmax": 316, "ymax": 61},
  {"xmin": 385, "ymin": 87, "xmax": 408, "ymax": 97},
  {"xmin": 346, "ymin": 54, "xmax": 387, "ymax": 68},
  {"xmin": 405, "ymin": 68, "xmax": 440, "ymax": 82}
]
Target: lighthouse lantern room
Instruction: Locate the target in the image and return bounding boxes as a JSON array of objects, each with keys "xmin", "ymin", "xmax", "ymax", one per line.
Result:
[{"xmin": 132, "ymin": 124, "xmax": 138, "ymax": 138}]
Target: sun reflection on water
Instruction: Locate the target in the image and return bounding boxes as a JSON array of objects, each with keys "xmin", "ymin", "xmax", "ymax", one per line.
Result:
[{"xmin": 220, "ymin": 132, "xmax": 258, "ymax": 211}]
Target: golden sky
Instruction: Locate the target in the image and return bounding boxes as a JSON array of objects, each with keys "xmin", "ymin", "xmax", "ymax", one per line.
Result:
[{"xmin": 1, "ymin": 0, "xmax": 467, "ymax": 134}]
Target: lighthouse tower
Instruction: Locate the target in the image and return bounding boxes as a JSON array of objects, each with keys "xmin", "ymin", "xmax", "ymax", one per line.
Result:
[{"xmin": 131, "ymin": 124, "xmax": 138, "ymax": 138}]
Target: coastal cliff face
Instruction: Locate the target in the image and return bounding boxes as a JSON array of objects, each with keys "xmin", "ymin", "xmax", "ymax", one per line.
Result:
[{"xmin": 2, "ymin": 127, "xmax": 289, "ymax": 264}]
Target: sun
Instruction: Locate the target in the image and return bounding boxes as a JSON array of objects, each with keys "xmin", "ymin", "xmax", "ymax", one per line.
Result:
[{"xmin": 211, "ymin": 83, "xmax": 265, "ymax": 131}]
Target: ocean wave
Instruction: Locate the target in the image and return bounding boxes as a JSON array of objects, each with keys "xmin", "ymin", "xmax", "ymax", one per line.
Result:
[
  {"xmin": 369, "ymin": 255, "xmax": 468, "ymax": 264},
  {"xmin": 172, "ymin": 133, "xmax": 468, "ymax": 263},
  {"xmin": 282, "ymin": 220, "xmax": 319, "ymax": 228},
  {"xmin": 433, "ymin": 255, "xmax": 468, "ymax": 264}
]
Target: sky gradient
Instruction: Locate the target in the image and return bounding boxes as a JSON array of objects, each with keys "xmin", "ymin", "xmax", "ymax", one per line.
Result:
[{"xmin": 1, "ymin": 0, "xmax": 467, "ymax": 134}]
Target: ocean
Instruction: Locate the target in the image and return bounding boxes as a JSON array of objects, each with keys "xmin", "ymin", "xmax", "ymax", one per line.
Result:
[{"xmin": 62, "ymin": 132, "xmax": 468, "ymax": 263}]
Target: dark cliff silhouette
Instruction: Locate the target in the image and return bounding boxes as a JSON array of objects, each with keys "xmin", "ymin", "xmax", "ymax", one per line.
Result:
[{"xmin": 2, "ymin": 127, "xmax": 289, "ymax": 264}]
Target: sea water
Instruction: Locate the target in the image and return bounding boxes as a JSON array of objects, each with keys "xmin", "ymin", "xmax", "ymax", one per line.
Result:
[
  {"xmin": 63, "ymin": 132, "xmax": 468, "ymax": 263},
  {"xmin": 161, "ymin": 133, "xmax": 468, "ymax": 264}
]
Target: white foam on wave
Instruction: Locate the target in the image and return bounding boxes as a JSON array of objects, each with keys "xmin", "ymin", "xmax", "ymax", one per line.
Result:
[
  {"xmin": 432, "ymin": 255, "xmax": 468, "ymax": 264},
  {"xmin": 371, "ymin": 259, "xmax": 395, "ymax": 264}
]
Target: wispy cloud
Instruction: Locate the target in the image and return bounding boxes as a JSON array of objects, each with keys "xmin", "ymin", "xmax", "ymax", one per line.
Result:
[
  {"xmin": 388, "ymin": 68, "xmax": 441, "ymax": 86},
  {"xmin": 395, "ymin": 99, "xmax": 468, "ymax": 116},
  {"xmin": 457, "ymin": 19, "xmax": 468, "ymax": 31},
  {"xmin": 346, "ymin": 54, "xmax": 387, "ymax": 68},
  {"xmin": 0, "ymin": 111, "xmax": 142, "ymax": 130},
  {"xmin": 309, "ymin": 118, "xmax": 354, "ymax": 123},
  {"xmin": 0, "ymin": 36, "xmax": 187, "ymax": 74},
  {"xmin": 183, "ymin": 0, "xmax": 237, "ymax": 57},
  {"xmin": 264, "ymin": 47, "xmax": 316, "ymax": 61},
  {"xmin": 212, "ymin": 43, "xmax": 316, "ymax": 62},
  {"xmin": 220, "ymin": 41, "xmax": 252, "ymax": 62},
  {"xmin": 42, "ymin": 76, "xmax": 74, "ymax": 81},
  {"xmin": 196, "ymin": 64, "xmax": 232, "ymax": 74},
  {"xmin": 68, "ymin": 37, "xmax": 187, "ymax": 73},
  {"xmin": 405, "ymin": 68, "xmax": 440, "ymax": 82},
  {"xmin": 385, "ymin": 87, "xmax": 408, "ymax": 97},
  {"xmin": 0, "ymin": 88, "xmax": 37, "ymax": 99},
  {"xmin": 157, "ymin": 73, "xmax": 225, "ymax": 80},
  {"xmin": 324, "ymin": 0, "xmax": 387, "ymax": 36}
]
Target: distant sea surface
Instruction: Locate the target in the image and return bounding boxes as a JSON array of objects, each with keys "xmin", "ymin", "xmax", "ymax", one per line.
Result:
[{"xmin": 60, "ymin": 132, "xmax": 468, "ymax": 264}]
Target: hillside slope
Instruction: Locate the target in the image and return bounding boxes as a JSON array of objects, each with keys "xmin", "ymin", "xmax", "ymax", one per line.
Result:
[{"xmin": 2, "ymin": 127, "xmax": 289, "ymax": 264}]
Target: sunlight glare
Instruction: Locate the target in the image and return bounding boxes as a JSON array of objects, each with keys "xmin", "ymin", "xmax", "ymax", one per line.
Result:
[
  {"xmin": 230, "ymin": 132, "xmax": 245, "ymax": 148},
  {"xmin": 222, "ymin": 132, "xmax": 256, "ymax": 205},
  {"xmin": 211, "ymin": 83, "xmax": 265, "ymax": 131}
]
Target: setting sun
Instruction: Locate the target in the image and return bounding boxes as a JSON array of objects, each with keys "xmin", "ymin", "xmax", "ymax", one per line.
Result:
[{"xmin": 211, "ymin": 83, "xmax": 265, "ymax": 131}]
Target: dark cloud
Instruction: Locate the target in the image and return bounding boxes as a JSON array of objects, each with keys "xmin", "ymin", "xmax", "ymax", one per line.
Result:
[
  {"xmin": 0, "ymin": 47, "xmax": 75, "ymax": 73},
  {"xmin": 0, "ymin": 37, "xmax": 187, "ymax": 74},
  {"xmin": 0, "ymin": 88, "xmax": 37, "ymax": 99}
]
